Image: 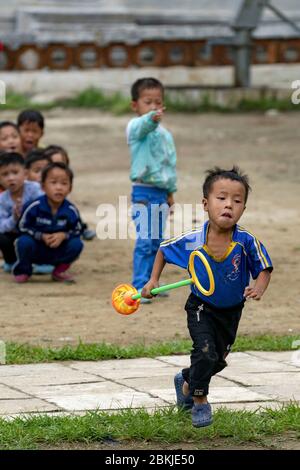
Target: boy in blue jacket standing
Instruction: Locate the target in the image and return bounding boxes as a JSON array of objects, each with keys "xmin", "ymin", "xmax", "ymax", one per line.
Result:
[
  {"xmin": 14, "ymin": 162, "xmax": 83, "ymax": 283},
  {"xmin": 127, "ymin": 77, "xmax": 177, "ymax": 301}
]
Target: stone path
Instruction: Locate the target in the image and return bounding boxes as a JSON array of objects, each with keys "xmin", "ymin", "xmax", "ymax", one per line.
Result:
[{"xmin": 0, "ymin": 351, "xmax": 299, "ymax": 418}]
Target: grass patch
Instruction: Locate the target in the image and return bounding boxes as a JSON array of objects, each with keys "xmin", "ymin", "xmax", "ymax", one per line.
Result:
[
  {"xmin": 5, "ymin": 335, "xmax": 299, "ymax": 364},
  {"xmin": 2, "ymin": 87, "xmax": 298, "ymax": 113},
  {"xmin": 0, "ymin": 403, "xmax": 299, "ymax": 449},
  {"xmin": 237, "ymin": 96, "xmax": 297, "ymax": 112},
  {"xmin": 3, "ymin": 91, "xmax": 54, "ymax": 110},
  {"xmin": 60, "ymin": 88, "xmax": 131, "ymax": 114}
]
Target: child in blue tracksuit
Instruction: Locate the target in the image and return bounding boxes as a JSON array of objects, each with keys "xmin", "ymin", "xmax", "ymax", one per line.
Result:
[
  {"xmin": 142, "ymin": 167, "xmax": 273, "ymax": 428},
  {"xmin": 127, "ymin": 77, "xmax": 177, "ymax": 300},
  {"xmin": 14, "ymin": 162, "xmax": 83, "ymax": 283}
]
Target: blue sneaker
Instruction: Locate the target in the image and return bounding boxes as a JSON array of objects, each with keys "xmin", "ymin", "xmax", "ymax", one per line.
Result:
[
  {"xmin": 2, "ymin": 262, "xmax": 13, "ymax": 273},
  {"xmin": 192, "ymin": 403, "xmax": 213, "ymax": 428},
  {"xmin": 174, "ymin": 372, "xmax": 194, "ymax": 410},
  {"xmin": 33, "ymin": 264, "xmax": 54, "ymax": 274}
]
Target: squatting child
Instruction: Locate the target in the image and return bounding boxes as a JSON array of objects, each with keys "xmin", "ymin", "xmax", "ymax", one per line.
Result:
[
  {"xmin": 142, "ymin": 166, "xmax": 273, "ymax": 427},
  {"xmin": 43, "ymin": 144, "xmax": 96, "ymax": 241},
  {"xmin": 127, "ymin": 77, "xmax": 177, "ymax": 302},
  {"xmin": 14, "ymin": 162, "xmax": 84, "ymax": 283},
  {"xmin": 0, "ymin": 152, "xmax": 42, "ymax": 271}
]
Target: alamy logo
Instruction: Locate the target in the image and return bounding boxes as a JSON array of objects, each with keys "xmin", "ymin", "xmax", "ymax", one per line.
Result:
[
  {"xmin": 291, "ymin": 80, "xmax": 300, "ymax": 105},
  {"xmin": 0, "ymin": 80, "xmax": 5, "ymax": 104}
]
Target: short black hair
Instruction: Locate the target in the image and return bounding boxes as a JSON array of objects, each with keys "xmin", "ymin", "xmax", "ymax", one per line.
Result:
[
  {"xmin": 17, "ymin": 109, "xmax": 45, "ymax": 130},
  {"xmin": 43, "ymin": 145, "xmax": 69, "ymax": 166},
  {"xmin": 41, "ymin": 162, "xmax": 73, "ymax": 185},
  {"xmin": 25, "ymin": 149, "xmax": 50, "ymax": 169},
  {"xmin": 131, "ymin": 77, "xmax": 164, "ymax": 101},
  {"xmin": 203, "ymin": 166, "xmax": 251, "ymax": 203},
  {"xmin": 0, "ymin": 152, "xmax": 24, "ymax": 168},
  {"xmin": 0, "ymin": 121, "xmax": 20, "ymax": 133}
]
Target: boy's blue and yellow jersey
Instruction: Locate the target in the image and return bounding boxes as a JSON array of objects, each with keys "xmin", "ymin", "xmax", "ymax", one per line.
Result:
[{"xmin": 160, "ymin": 221, "xmax": 273, "ymax": 309}]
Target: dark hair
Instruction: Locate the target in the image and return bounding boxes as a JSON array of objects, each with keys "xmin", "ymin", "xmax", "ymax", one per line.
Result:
[
  {"xmin": 43, "ymin": 145, "xmax": 70, "ymax": 166},
  {"xmin": 131, "ymin": 77, "xmax": 164, "ymax": 101},
  {"xmin": 0, "ymin": 121, "xmax": 20, "ymax": 133},
  {"xmin": 203, "ymin": 166, "xmax": 251, "ymax": 203},
  {"xmin": 17, "ymin": 109, "xmax": 45, "ymax": 130},
  {"xmin": 25, "ymin": 149, "xmax": 50, "ymax": 169},
  {"xmin": 0, "ymin": 152, "xmax": 24, "ymax": 168},
  {"xmin": 41, "ymin": 162, "xmax": 73, "ymax": 185}
]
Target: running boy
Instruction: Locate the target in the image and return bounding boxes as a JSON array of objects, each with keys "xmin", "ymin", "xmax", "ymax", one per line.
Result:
[
  {"xmin": 14, "ymin": 162, "xmax": 83, "ymax": 283},
  {"xmin": 17, "ymin": 109, "xmax": 44, "ymax": 156},
  {"xmin": 127, "ymin": 77, "xmax": 177, "ymax": 301},
  {"xmin": 142, "ymin": 166, "xmax": 273, "ymax": 427},
  {"xmin": 0, "ymin": 152, "xmax": 42, "ymax": 271}
]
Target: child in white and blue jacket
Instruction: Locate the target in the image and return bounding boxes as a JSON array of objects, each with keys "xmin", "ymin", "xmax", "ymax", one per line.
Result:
[
  {"xmin": 0, "ymin": 152, "xmax": 42, "ymax": 271},
  {"xmin": 127, "ymin": 77, "xmax": 177, "ymax": 299},
  {"xmin": 13, "ymin": 162, "xmax": 83, "ymax": 283}
]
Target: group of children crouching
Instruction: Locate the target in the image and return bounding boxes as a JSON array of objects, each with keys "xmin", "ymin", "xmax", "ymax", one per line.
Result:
[{"xmin": 0, "ymin": 110, "xmax": 95, "ymax": 283}]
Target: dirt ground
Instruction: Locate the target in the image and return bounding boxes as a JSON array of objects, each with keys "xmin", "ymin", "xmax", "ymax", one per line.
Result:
[
  {"xmin": 40, "ymin": 432, "xmax": 300, "ymax": 450},
  {"xmin": 0, "ymin": 109, "xmax": 299, "ymax": 347}
]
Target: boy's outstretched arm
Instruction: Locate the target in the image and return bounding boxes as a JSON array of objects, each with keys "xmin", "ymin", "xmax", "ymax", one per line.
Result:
[
  {"xmin": 141, "ymin": 250, "xmax": 166, "ymax": 298},
  {"xmin": 244, "ymin": 269, "xmax": 271, "ymax": 301},
  {"xmin": 128, "ymin": 110, "xmax": 164, "ymax": 141}
]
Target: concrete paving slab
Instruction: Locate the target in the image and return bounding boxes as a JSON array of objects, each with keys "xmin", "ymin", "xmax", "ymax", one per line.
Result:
[
  {"xmin": 0, "ymin": 399, "xmax": 61, "ymax": 415},
  {"xmin": 70, "ymin": 357, "xmax": 166, "ymax": 371},
  {"xmin": 226, "ymin": 352, "xmax": 299, "ymax": 372},
  {"xmin": 251, "ymin": 385, "xmax": 300, "ymax": 402},
  {"xmin": 219, "ymin": 371, "xmax": 300, "ymax": 387},
  {"xmin": 210, "ymin": 375, "xmax": 242, "ymax": 387},
  {"xmin": 29, "ymin": 381, "xmax": 167, "ymax": 411},
  {"xmin": 0, "ymin": 363, "xmax": 103, "ymax": 387},
  {"xmin": 0, "ymin": 363, "xmax": 69, "ymax": 377},
  {"xmin": 117, "ymin": 375, "xmax": 176, "ymax": 392},
  {"xmin": 156, "ymin": 355, "xmax": 190, "ymax": 368},
  {"xmin": 246, "ymin": 351, "xmax": 300, "ymax": 368},
  {"xmin": 0, "ymin": 383, "xmax": 31, "ymax": 399},
  {"xmin": 213, "ymin": 401, "xmax": 282, "ymax": 412},
  {"xmin": 158, "ymin": 352, "xmax": 300, "ymax": 372},
  {"xmin": 69, "ymin": 358, "xmax": 179, "ymax": 380},
  {"xmin": 145, "ymin": 388, "xmax": 175, "ymax": 403},
  {"xmin": 208, "ymin": 387, "xmax": 273, "ymax": 404}
]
